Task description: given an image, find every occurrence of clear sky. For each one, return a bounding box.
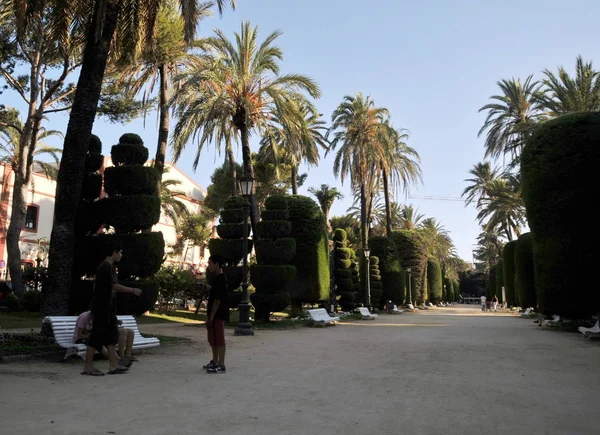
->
[4,0,599,261]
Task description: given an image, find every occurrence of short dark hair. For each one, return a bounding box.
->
[208,254,224,268]
[102,240,122,257]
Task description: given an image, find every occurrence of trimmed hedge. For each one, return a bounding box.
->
[502,241,518,306]
[250,265,296,293]
[119,133,144,145]
[333,228,347,242]
[392,230,427,304]
[521,112,600,317]
[208,238,253,265]
[104,166,159,196]
[487,265,497,300]
[261,210,289,221]
[427,259,443,303]
[335,258,352,269]
[264,194,288,210]
[85,152,104,173]
[111,144,149,166]
[369,256,383,308]
[335,248,352,260]
[249,293,291,315]
[216,223,248,239]
[82,173,102,201]
[94,195,161,232]
[515,233,536,309]
[444,278,454,302]
[220,209,246,224]
[22,290,42,312]
[334,228,358,311]
[256,221,291,239]
[89,134,102,153]
[223,196,247,210]
[287,195,330,303]
[117,279,159,315]
[495,259,504,304]
[255,238,296,264]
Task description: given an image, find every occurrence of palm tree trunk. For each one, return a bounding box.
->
[360,183,368,306]
[291,165,299,195]
[44,0,121,315]
[382,164,393,239]
[154,63,169,181]
[238,119,259,241]
[226,142,237,197]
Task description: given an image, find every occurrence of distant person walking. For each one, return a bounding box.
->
[480,295,487,311]
[492,295,499,311]
[203,255,228,374]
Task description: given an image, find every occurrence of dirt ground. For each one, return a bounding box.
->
[1,305,600,435]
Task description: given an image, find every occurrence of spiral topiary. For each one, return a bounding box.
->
[333,229,358,311]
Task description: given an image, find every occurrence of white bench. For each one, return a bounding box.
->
[520,308,534,317]
[306,309,340,327]
[392,305,403,314]
[540,315,561,327]
[578,320,600,340]
[43,315,160,360]
[358,307,378,320]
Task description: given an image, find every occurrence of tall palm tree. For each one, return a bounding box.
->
[328,93,388,253]
[419,218,457,265]
[475,227,505,272]
[44,0,235,315]
[538,55,600,115]
[377,121,422,237]
[462,161,500,208]
[171,21,321,233]
[159,170,189,223]
[478,76,546,166]
[260,100,328,194]
[308,184,343,233]
[399,204,424,230]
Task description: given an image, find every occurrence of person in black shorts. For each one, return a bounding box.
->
[81,241,142,376]
[204,255,228,373]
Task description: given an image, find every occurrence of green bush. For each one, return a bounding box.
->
[368,256,383,307]
[256,221,291,239]
[250,293,291,315]
[255,238,296,264]
[116,279,159,315]
[4,293,21,311]
[94,195,161,232]
[208,238,253,265]
[495,259,504,303]
[335,258,352,269]
[22,290,42,312]
[369,237,404,305]
[427,259,443,303]
[515,233,536,309]
[111,144,149,166]
[89,134,102,153]
[444,278,454,301]
[264,194,288,210]
[216,223,248,239]
[502,241,518,306]
[334,248,353,260]
[104,166,159,196]
[223,196,247,210]
[487,265,497,300]
[521,112,600,317]
[119,133,144,145]
[333,228,347,242]
[85,152,104,173]
[392,230,427,304]
[250,265,296,293]
[261,210,289,221]
[335,269,351,279]
[287,195,330,303]
[220,209,246,224]
[82,173,103,201]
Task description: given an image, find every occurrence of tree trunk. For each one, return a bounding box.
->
[291,165,299,195]
[238,118,260,241]
[360,183,369,306]
[43,0,121,315]
[382,164,393,239]
[154,64,169,181]
[226,143,237,197]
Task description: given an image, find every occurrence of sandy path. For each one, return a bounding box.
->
[1,305,599,435]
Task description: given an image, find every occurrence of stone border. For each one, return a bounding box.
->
[0,350,64,363]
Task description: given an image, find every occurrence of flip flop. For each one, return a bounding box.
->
[81,369,105,376]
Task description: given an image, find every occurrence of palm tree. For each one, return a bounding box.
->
[538,55,600,115]
[399,204,424,230]
[308,184,343,233]
[260,100,328,194]
[462,161,500,208]
[44,0,235,315]
[377,121,422,237]
[171,21,321,233]
[475,227,505,272]
[478,76,546,166]
[160,175,189,224]
[419,218,457,265]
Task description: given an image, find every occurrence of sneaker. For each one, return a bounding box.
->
[207,364,226,373]
[202,360,217,370]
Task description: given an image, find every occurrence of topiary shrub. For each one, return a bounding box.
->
[427,259,443,303]
[94,195,161,232]
[333,228,358,311]
[111,133,148,166]
[22,290,42,312]
[521,112,600,317]
[515,232,536,309]
[251,196,295,320]
[444,278,454,302]
[116,279,159,315]
[487,265,497,301]
[82,173,103,201]
[256,221,291,239]
[216,223,249,239]
[369,237,404,307]
[495,259,504,304]
[103,166,159,196]
[369,256,383,308]
[392,230,427,304]
[502,241,518,306]
[4,293,21,311]
[287,195,330,310]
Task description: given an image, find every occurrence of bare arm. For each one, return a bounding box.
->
[76,327,89,340]
[112,283,142,296]
[210,300,220,321]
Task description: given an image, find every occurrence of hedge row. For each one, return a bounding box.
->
[369,236,404,306]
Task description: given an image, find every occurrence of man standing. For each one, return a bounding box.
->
[480,294,487,311]
[204,255,228,374]
[81,241,142,376]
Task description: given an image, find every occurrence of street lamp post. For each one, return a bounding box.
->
[443,284,447,302]
[363,247,371,309]
[234,175,254,336]
[406,267,412,305]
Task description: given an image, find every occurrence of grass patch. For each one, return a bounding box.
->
[0,312,43,330]
[0,332,61,356]
[143,333,192,345]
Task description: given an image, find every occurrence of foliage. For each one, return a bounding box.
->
[514,233,536,309]
[111,144,149,166]
[104,166,159,196]
[521,112,600,317]
[444,278,454,301]
[94,195,161,233]
[487,265,497,301]
[502,241,518,305]
[330,215,361,250]
[308,184,343,230]
[160,174,189,223]
[154,265,197,311]
[3,293,21,311]
[459,270,487,297]
[172,212,212,259]
[117,280,159,316]
[369,236,404,306]
[369,256,383,308]
[427,259,443,303]
[21,290,42,312]
[334,227,359,311]
[495,259,504,303]
[392,230,427,304]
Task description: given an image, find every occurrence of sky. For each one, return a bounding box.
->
[4,0,600,262]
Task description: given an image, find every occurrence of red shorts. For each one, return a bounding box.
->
[206,319,225,347]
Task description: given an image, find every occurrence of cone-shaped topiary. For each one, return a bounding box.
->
[368,256,383,308]
[369,236,404,307]
[502,241,517,306]
[495,259,504,304]
[445,278,454,301]
[487,265,497,301]
[392,230,427,304]
[251,195,295,320]
[521,112,600,317]
[333,229,359,311]
[427,259,443,303]
[515,232,536,309]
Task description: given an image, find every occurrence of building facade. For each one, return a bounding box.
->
[0,160,213,279]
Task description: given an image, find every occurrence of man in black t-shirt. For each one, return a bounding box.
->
[81,241,142,376]
[204,255,228,373]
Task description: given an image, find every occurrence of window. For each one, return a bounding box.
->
[25,205,39,231]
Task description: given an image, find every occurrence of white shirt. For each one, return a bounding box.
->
[480,296,486,304]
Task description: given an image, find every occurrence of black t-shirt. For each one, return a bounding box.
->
[207,273,228,320]
[91,260,118,325]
